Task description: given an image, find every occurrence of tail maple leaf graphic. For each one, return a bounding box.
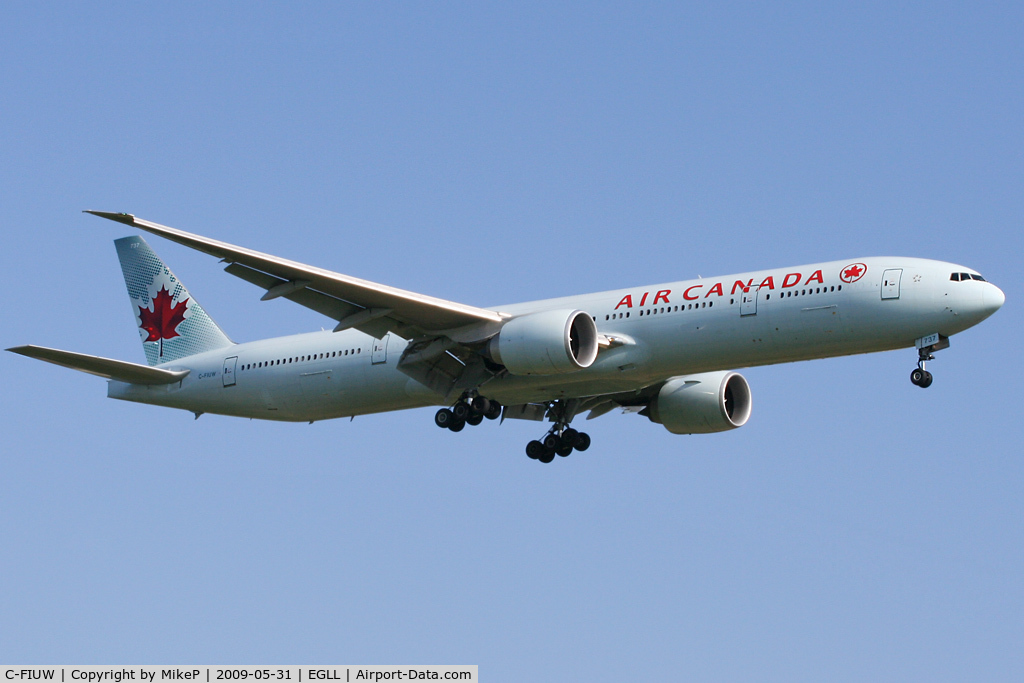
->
[139,286,189,357]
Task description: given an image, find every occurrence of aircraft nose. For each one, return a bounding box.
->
[983,283,1005,315]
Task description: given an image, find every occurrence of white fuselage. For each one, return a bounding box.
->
[108,256,1004,421]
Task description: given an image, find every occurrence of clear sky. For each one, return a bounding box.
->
[1,2,1021,679]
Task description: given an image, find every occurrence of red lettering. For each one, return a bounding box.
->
[614,294,633,309]
[758,276,775,290]
[639,292,649,306]
[705,282,723,298]
[782,273,801,288]
[652,290,671,305]
[805,270,824,285]
[731,279,753,294]
[683,285,703,300]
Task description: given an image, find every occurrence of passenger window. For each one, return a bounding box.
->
[838,285,842,291]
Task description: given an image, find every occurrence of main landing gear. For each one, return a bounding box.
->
[525,426,591,464]
[524,399,590,464]
[434,395,502,433]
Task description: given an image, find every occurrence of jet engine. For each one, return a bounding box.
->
[488,309,599,375]
[642,371,752,434]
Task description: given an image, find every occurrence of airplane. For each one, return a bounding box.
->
[8,211,1005,463]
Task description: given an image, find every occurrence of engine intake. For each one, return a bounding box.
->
[644,371,752,434]
[488,309,598,375]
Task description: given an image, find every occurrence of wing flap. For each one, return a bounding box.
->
[8,345,191,385]
[86,211,505,334]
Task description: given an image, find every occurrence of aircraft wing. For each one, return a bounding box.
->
[7,345,190,385]
[85,211,506,339]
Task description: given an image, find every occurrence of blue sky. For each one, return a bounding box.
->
[1,2,1021,679]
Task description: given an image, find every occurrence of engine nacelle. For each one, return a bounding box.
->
[643,371,752,434]
[488,309,599,375]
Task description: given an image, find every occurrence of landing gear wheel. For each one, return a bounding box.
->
[448,419,466,432]
[484,401,502,420]
[471,396,490,414]
[920,370,933,388]
[538,448,556,464]
[466,414,484,426]
[910,368,925,386]
[543,433,560,450]
[526,440,545,460]
[562,428,579,443]
[556,444,573,457]
[574,432,591,452]
[434,408,454,429]
[452,402,471,420]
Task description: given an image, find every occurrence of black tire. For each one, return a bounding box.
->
[471,396,490,414]
[526,440,545,459]
[562,428,579,444]
[448,419,466,432]
[539,448,556,464]
[574,432,591,452]
[910,368,924,386]
[556,445,573,457]
[467,414,484,426]
[543,433,560,450]
[453,402,471,420]
[485,401,502,420]
[434,408,454,428]
[920,370,933,388]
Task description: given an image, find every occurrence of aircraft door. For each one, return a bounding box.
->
[740,286,759,316]
[371,334,390,365]
[881,269,903,300]
[222,356,237,386]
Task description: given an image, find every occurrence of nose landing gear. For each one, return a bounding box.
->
[910,333,949,388]
[910,366,933,388]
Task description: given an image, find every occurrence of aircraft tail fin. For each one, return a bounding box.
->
[115,236,232,365]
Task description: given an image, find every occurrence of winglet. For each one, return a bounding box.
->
[84,210,137,226]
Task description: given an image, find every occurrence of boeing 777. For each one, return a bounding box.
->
[8,211,1005,463]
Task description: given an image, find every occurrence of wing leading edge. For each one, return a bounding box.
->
[84,211,506,339]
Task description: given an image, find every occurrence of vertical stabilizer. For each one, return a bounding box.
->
[115,236,232,366]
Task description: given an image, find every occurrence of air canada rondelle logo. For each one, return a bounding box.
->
[840,263,868,283]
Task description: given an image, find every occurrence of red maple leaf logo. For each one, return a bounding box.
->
[840,263,867,283]
[139,286,188,357]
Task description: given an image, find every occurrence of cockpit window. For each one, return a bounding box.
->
[970,274,986,281]
[952,272,988,282]
[950,273,960,281]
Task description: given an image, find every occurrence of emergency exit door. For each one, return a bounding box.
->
[741,286,759,316]
[881,269,903,300]
[222,356,237,386]
[371,334,390,364]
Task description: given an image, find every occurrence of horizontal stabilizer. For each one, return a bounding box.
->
[7,345,190,385]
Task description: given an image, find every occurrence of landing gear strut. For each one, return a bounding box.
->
[434,393,502,433]
[910,333,948,388]
[525,400,591,463]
